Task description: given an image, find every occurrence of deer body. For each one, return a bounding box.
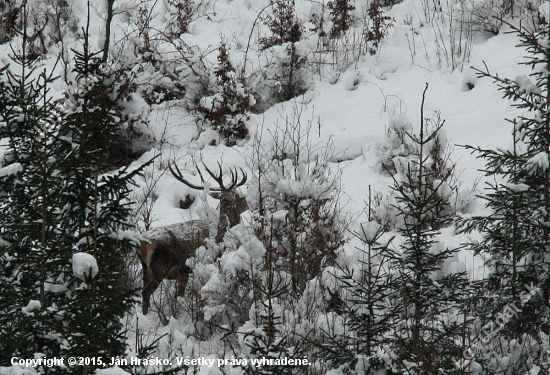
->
[138,221,209,315]
[138,163,247,314]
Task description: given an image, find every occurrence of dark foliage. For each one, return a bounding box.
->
[364,1,394,55]
[196,41,253,146]
[327,0,355,38]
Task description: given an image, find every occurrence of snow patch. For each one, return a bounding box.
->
[109,230,147,246]
[527,152,549,171]
[515,75,540,95]
[434,180,453,200]
[272,209,288,221]
[21,300,41,316]
[276,178,331,198]
[505,182,529,192]
[0,366,37,375]
[539,2,550,22]
[95,366,131,375]
[0,163,22,178]
[358,220,381,242]
[72,252,99,281]
[220,236,266,275]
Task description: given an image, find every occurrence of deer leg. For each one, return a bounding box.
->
[142,268,164,315]
[176,265,191,297]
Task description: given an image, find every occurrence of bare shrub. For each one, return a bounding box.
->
[432,0,474,71]
[363,1,394,55]
[248,104,347,294]
[327,0,355,38]
[164,0,198,37]
[464,0,543,36]
[259,0,302,50]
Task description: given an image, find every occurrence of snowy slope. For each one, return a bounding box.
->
[122,0,530,359]
[132,0,530,282]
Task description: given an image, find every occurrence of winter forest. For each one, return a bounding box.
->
[0,0,550,373]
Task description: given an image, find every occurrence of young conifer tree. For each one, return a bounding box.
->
[241,227,301,375]
[0,15,150,372]
[50,27,150,372]
[389,84,469,374]
[456,20,550,372]
[319,192,399,374]
[0,41,63,363]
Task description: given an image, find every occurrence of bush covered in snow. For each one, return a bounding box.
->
[196,41,255,146]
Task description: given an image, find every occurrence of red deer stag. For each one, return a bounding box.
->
[137,163,247,314]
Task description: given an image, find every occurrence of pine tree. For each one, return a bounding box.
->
[377,113,458,229]
[457,127,537,334]
[0,20,150,373]
[49,30,149,372]
[0,34,66,363]
[319,193,399,374]
[456,20,550,370]
[242,219,306,375]
[389,84,469,374]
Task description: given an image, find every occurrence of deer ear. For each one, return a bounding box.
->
[209,192,221,200]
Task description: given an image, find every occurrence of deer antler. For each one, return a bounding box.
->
[169,162,247,192]
[169,163,207,191]
[202,162,247,191]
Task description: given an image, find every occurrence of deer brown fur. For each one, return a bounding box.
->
[137,163,247,314]
[138,221,209,314]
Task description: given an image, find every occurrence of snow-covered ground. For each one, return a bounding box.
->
[131,0,531,283]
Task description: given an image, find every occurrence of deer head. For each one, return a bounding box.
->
[169,162,248,243]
